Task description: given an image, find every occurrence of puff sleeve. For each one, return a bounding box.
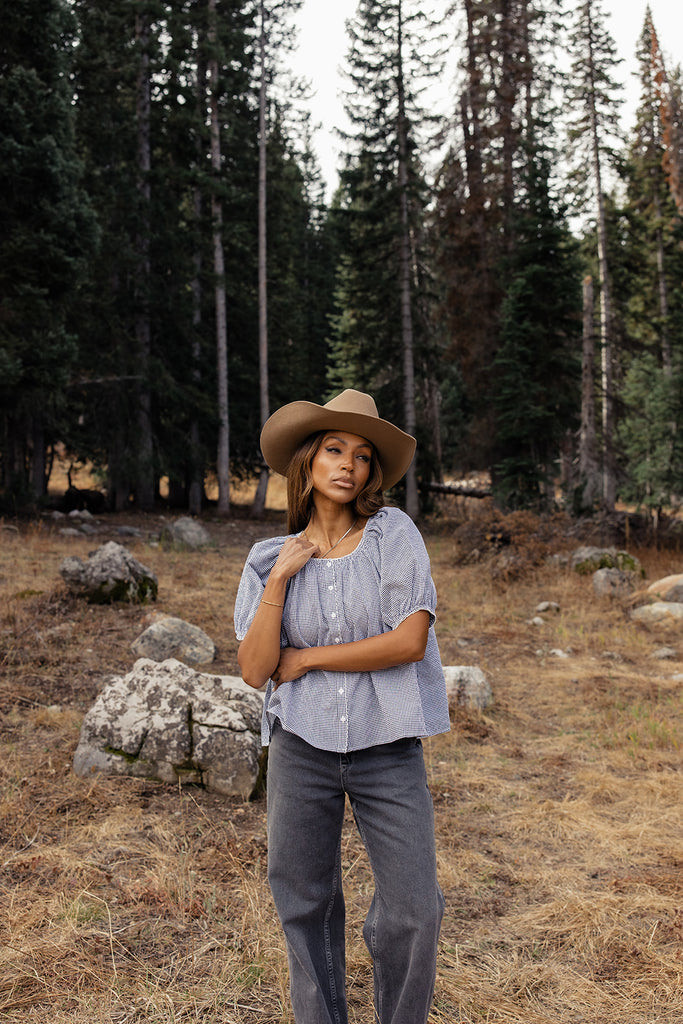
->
[233,536,287,642]
[374,508,437,630]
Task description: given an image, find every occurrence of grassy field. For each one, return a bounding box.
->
[1,498,681,1023]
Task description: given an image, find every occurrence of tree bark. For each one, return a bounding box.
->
[578,275,601,509]
[252,0,270,519]
[189,54,208,516]
[586,2,615,509]
[396,1,418,520]
[30,416,46,500]
[208,0,230,516]
[134,11,155,510]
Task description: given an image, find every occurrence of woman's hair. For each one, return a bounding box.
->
[286,431,385,534]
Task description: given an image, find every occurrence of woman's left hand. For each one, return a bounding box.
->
[272,647,310,688]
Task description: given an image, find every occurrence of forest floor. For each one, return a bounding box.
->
[1,495,682,1023]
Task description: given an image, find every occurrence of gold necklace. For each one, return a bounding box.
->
[304,518,357,558]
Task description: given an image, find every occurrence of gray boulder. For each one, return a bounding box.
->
[647,573,683,603]
[161,516,211,549]
[131,616,216,666]
[571,546,642,576]
[73,659,264,798]
[443,666,493,710]
[592,567,639,598]
[60,541,158,603]
[631,602,683,627]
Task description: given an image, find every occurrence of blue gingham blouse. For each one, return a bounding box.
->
[234,506,450,753]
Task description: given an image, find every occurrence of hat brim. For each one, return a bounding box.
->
[260,401,416,489]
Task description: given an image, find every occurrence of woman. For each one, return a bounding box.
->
[234,389,450,1024]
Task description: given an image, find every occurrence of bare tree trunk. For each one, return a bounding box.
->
[252,0,270,519]
[208,0,230,516]
[396,2,418,520]
[586,3,615,509]
[189,184,204,515]
[596,188,615,510]
[30,416,46,500]
[654,201,671,374]
[578,275,601,509]
[134,12,155,510]
[188,54,208,516]
[424,377,443,482]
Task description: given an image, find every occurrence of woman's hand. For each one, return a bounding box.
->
[272,646,311,688]
[271,534,319,582]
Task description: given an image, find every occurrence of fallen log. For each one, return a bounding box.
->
[420,481,491,499]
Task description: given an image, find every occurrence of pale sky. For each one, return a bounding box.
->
[293,0,683,198]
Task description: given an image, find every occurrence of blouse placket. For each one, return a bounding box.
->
[324,558,350,751]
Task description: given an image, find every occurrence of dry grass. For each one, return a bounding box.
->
[1,498,682,1023]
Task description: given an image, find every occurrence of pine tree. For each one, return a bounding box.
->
[0,0,97,506]
[251,0,303,518]
[330,0,443,518]
[615,9,683,513]
[434,0,565,472]
[70,0,158,509]
[71,0,259,510]
[566,0,624,509]
[491,151,581,509]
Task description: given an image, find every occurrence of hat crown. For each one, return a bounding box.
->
[324,389,379,420]
[259,388,416,488]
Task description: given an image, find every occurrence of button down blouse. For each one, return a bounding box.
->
[234,506,450,753]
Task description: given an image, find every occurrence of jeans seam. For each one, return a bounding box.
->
[323,846,343,1024]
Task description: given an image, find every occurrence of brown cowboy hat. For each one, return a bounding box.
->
[260,389,416,489]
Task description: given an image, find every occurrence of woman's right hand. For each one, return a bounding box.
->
[271,534,319,581]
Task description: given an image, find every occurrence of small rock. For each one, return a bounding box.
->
[528,616,545,627]
[546,553,569,568]
[652,647,677,660]
[443,666,493,710]
[131,616,217,666]
[592,568,638,598]
[549,649,570,659]
[647,574,683,603]
[572,546,642,576]
[536,601,560,614]
[60,541,158,604]
[631,602,683,627]
[161,516,211,549]
[116,525,143,538]
[59,528,83,538]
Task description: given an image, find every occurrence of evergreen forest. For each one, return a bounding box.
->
[2,0,682,520]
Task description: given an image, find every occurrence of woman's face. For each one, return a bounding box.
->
[310,430,373,505]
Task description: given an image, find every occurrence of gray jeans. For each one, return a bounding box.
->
[266,722,445,1024]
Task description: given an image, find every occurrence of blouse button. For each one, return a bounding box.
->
[326,560,332,567]
[331,612,336,619]
[328,584,334,591]
[335,637,342,644]
[340,715,346,722]
[338,687,344,695]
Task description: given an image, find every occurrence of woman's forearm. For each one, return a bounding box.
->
[237,575,288,688]
[237,535,321,688]
[275,610,430,685]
